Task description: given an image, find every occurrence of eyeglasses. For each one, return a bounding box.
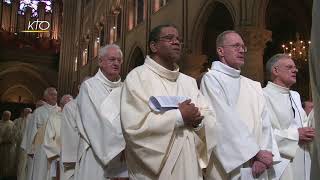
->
[157,35,183,44]
[222,43,247,52]
[275,65,298,72]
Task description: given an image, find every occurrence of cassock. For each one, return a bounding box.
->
[0,120,17,177]
[21,113,36,180]
[61,99,80,180]
[43,111,63,180]
[121,56,216,180]
[31,103,60,180]
[76,69,127,180]
[264,82,311,180]
[200,61,275,180]
[14,116,28,180]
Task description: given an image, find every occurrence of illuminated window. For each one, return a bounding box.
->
[18,0,52,17]
[4,0,12,4]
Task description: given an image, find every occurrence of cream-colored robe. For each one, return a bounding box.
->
[61,99,80,180]
[200,61,275,180]
[0,120,17,177]
[307,110,320,180]
[75,69,126,180]
[263,82,311,180]
[43,111,63,180]
[31,103,61,180]
[14,116,28,180]
[121,56,216,180]
[21,113,36,180]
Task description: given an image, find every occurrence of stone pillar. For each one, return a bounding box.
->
[24,6,32,39]
[58,1,80,95]
[236,27,271,83]
[37,2,46,38]
[0,0,3,26]
[10,0,19,33]
[51,1,60,40]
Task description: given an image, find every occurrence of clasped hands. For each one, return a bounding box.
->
[251,150,273,178]
[178,99,203,128]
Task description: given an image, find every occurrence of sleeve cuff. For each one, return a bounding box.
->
[175,109,184,128]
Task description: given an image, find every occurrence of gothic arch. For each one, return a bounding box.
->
[1,84,35,103]
[191,0,236,55]
[0,63,50,103]
[125,44,145,75]
[0,63,50,88]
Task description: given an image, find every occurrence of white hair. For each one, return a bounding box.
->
[43,87,57,97]
[98,44,123,59]
[60,94,73,107]
[266,53,291,80]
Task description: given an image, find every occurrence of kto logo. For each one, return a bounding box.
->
[21,19,50,33]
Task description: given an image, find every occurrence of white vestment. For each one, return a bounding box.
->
[200,61,277,180]
[121,56,216,180]
[21,113,36,180]
[307,110,320,180]
[61,99,80,180]
[43,111,63,180]
[0,120,17,177]
[15,116,28,180]
[75,69,127,180]
[264,82,312,180]
[31,103,60,180]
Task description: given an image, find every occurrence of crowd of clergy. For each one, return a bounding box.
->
[0,24,318,180]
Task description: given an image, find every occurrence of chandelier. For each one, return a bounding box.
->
[281,33,311,62]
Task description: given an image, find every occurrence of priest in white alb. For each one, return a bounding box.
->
[76,44,127,180]
[15,108,32,180]
[43,94,73,180]
[21,100,46,180]
[31,88,61,180]
[0,110,17,179]
[200,30,278,180]
[121,24,216,180]
[60,76,90,180]
[263,54,315,180]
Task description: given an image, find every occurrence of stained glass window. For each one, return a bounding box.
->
[18,0,52,17]
[4,0,12,4]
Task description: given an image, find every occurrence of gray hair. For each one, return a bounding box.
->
[98,44,123,59]
[216,30,239,47]
[43,87,57,97]
[60,94,73,107]
[266,53,291,80]
[2,110,11,120]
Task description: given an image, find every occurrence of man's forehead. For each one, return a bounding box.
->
[104,49,121,58]
[278,57,295,65]
[224,33,243,42]
[160,27,178,35]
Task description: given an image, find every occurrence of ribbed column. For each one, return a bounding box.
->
[9,0,19,33]
[58,1,79,95]
[37,2,46,38]
[51,1,60,40]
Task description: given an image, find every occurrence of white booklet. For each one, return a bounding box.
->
[148,96,189,112]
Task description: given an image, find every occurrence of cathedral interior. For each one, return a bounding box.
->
[0,0,313,118]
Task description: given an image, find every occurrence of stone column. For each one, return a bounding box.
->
[24,6,32,39]
[51,1,60,40]
[10,0,19,33]
[58,1,80,95]
[236,26,272,83]
[37,1,46,38]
